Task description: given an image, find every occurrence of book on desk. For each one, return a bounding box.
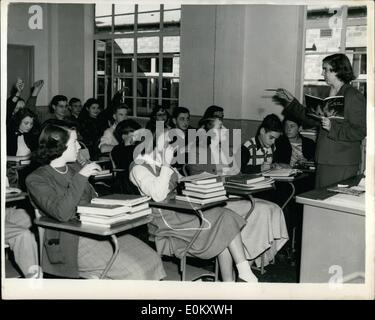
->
[78,194,151,227]
[178,173,228,204]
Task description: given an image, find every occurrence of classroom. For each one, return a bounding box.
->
[2,0,372,292]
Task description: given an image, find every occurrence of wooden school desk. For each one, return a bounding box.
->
[34,215,152,279]
[296,175,365,283]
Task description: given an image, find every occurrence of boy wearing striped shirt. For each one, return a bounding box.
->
[240,114,283,174]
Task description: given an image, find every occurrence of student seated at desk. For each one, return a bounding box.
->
[5,176,41,278]
[129,133,259,282]
[274,117,316,168]
[98,104,129,154]
[240,114,283,174]
[78,98,109,160]
[145,105,172,134]
[26,124,166,280]
[7,78,44,125]
[186,116,288,267]
[111,119,143,195]
[65,97,82,123]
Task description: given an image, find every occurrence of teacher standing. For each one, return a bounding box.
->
[275,53,366,188]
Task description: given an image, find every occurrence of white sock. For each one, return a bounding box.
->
[236,260,258,283]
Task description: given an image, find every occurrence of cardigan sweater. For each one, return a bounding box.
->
[26,163,96,278]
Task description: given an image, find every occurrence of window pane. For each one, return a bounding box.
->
[346,25,367,49]
[97,77,105,95]
[306,5,341,21]
[138,12,160,33]
[95,4,112,17]
[115,57,133,74]
[163,36,180,53]
[114,38,134,55]
[163,10,181,30]
[137,37,159,54]
[346,53,367,78]
[156,58,171,73]
[114,14,134,34]
[138,4,161,13]
[137,58,152,73]
[95,16,112,34]
[136,99,157,117]
[114,4,135,15]
[305,28,341,53]
[114,77,133,96]
[304,54,327,81]
[347,6,367,19]
[137,78,158,98]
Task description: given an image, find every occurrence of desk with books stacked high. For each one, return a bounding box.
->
[34,194,152,279]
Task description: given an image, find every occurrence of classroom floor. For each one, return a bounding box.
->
[4,243,298,282]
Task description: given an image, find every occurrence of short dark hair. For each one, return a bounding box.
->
[49,95,68,113]
[34,124,72,165]
[149,105,170,121]
[84,98,100,110]
[282,115,301,128]
[202,105,223,119]
[113,119,142,143]
[200,117,221,131]
[113,104,129,114]
[172,106,190,119]
[14,108,37,129]
[257,114,283,136]
[69,97,81,106]
[323,54,355,84]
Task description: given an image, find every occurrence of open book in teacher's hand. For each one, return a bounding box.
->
[304,94,344,120]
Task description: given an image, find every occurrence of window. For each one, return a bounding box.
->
[94,4,181,117]
[303,5,367,99]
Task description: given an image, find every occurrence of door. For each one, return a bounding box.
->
[7,44,34,99]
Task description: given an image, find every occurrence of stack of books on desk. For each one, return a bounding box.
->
[225,173,274,191]
[77,195,151,228]
[177,172,228,205]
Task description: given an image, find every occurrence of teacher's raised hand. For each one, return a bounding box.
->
[274,88,295,105]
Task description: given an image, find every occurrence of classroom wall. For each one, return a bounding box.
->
[7,3,94,110]
[179,4,305,140]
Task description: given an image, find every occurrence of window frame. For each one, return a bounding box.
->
[93,4,181,117]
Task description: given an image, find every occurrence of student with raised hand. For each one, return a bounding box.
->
[7,79,44,125]
[240,114,283,174]
[26,124,166,280]
[98,104,129,153]
[275,53,366,188]
[129,134,259,282]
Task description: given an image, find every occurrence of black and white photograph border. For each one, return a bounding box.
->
[1,0,374,300]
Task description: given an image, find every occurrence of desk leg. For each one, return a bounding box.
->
[100,235,119,279]
[281,182,295,210]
